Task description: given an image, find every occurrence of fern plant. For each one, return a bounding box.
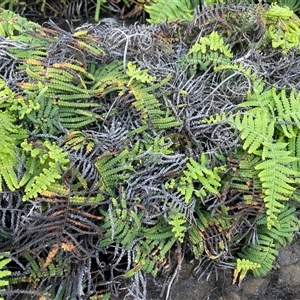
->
[262,3,300,54]
[0,8,45,45]
[2,4,300,298]
[7,251,71,299]
[19,140,70,201]
[181,31,233,74]
[95,149,133,197]
[0,254,11,300]
[99,189,177,278]
[208,61,300,229]
[145,0,195,24]
[233,204,299,284]
[168,211,187,243]
[264,0,300,13]
[165,154,225,204]
[0,79,28,191]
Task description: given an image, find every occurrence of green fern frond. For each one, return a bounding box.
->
[234,108,275,155]
[52,62,94,81]
[235,204,299,284]
[269,0,300,12]
[126,62,156,85]
[168,154,225,203]
[255,142,299,228]
[195,209,231,232]
[257,204,299,246]
[75,38,106,57]
[263,3,300,53]
[187,226,204,259]
[99,195,177,278]
[233,258,261,286]
[145,0,194,24]
[181,31,233,74]
[50,281,68,300]
[0,9,47,47]
[0,111,28,191]
[48,81,89,95]
[271,88,300,138]
[64,130,96,152]
[95,150,133,197]
[9,252,70,294]
[188,31,233,58]
[100,191,143,250]
[202,112,229,124]
[168,211,187,243]
[159,236,177,257]
[22,86,61,134]
[90,60,127,92]
[0,78,16,110]
[151,116,183,130]
[45,67,75,82]
[288,132,300,178]
[40,182,69,198]
[9,48,47,60]
[230,154,262,191]
[238,234,278,276]
[0,253,11,296]
[20,60,103,131]
[20,140,70,201]
[240,85,273,109]
[129,73,180,129]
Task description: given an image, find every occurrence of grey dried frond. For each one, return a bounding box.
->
[0,39,28,88]
[0,191,23,241]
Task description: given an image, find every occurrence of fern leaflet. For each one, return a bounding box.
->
[234,108,275,155]
[145,0,194,24]
[19,140,70,201]
[255,141,299,228]
[168,211,187,243]
[271,88,300,138]
[166,154,225,203]
[0,253,11,295]
[0,111,28,191]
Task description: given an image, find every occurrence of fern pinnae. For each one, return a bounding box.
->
[115,223,130,241]
[0,112,28,191]
[54,99,95,110]
[141,259,157,276]
[0,253,11,293]
[45,101,59,119]
[255,142,299,228]
[60,119,94,129]
[59,115,95,124]
[235,108,275,155]
[145,0,194,23]
[76,40,106,57]
[9,48,47,60]
[146,230,174,241]
[57,93,93,102]
[25,65,45,81]
[17,82,40,92]
[52,62,92,78]
[240,85,273,109]
[48,81,89,95]
[159,236,177,257]
[90,60,127,90]
[273,88,300,138]
[288,133,300,180]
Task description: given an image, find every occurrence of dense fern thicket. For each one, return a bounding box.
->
[4,0,300,24]
[1,2,300,299]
